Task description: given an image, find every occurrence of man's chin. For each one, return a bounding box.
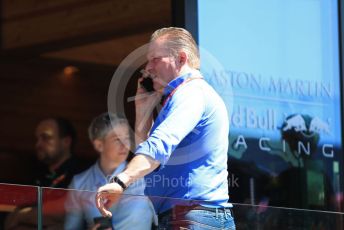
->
[39,157,51,165]
[37,154,54,165]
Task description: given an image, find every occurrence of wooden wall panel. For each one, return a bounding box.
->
[42,31,152,66]
[0,58,135,161]
[3,0,89,18]
[2,0,171,49]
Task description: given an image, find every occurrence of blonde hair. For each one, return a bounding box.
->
[151,27,200,69]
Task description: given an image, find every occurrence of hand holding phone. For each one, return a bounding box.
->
[140,69,155,92]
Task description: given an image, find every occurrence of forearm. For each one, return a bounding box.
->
[117,154,160,186]
[134,90,161,146]
[134,111,153,146]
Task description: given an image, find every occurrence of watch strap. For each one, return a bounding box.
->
[110,176,128,190]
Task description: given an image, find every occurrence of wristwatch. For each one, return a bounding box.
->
[110,176,128,191]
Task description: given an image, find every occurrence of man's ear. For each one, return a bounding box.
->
[178,51,187,67]
[92,139,103,153]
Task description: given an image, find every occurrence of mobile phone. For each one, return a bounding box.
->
[140,77,154,92]
[93,216,113,230]
[140,69,155,92]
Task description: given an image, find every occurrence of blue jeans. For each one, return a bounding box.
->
[157,206,236,230]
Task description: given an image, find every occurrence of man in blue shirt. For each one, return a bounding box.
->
[96,27,235,229]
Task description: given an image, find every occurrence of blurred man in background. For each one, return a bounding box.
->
[5,117,84,230]
[34,117,82,188]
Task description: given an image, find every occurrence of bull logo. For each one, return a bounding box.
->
[282,115,330,135]
[282,114,307,132]
[281,114,329,157]
[309,117,331,135]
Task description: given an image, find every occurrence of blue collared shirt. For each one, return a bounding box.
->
[135,70,231,213]
[64,161,156,230]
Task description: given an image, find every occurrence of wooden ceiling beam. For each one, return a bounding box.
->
[1,0,171,53]
[1,24,160,60]
[41,31,152,66]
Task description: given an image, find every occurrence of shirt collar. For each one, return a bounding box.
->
[94,160,127,182]
[162,70,201,97]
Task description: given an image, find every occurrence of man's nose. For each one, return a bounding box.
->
[119,139,130,150]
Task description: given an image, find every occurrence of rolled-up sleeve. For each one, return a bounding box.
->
[135,84,204,167]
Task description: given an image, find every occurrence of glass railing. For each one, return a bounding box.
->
[232,202,344,230]
[0,183,343,229]
[0,183,39,229]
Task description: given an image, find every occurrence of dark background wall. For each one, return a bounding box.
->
[0,59,114,183]
[0,0,172,184]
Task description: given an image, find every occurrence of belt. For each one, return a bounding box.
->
[159,205,233,219]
